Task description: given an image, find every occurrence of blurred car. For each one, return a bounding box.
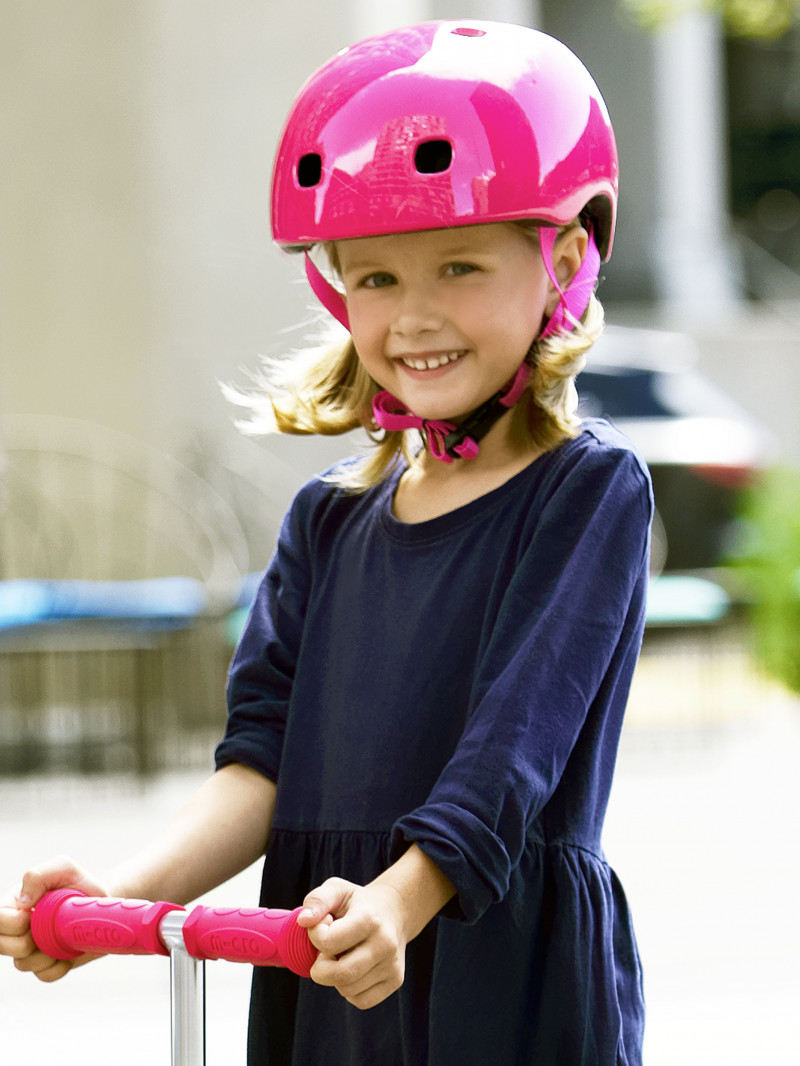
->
[576,325,776,575]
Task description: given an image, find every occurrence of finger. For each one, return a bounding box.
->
[298,877,356,927]
[0,928,36,960]
[0,883,23,910]
[0,905,31,938]
[12,950,70,980]
[312,949,403,1008]
[305,915,349,954]
[309,902,396,959]
[310,937,394,988]
[344,976,403,1011]
[309,949,350,987]
[17,857,101,910]
[15,953,73,983]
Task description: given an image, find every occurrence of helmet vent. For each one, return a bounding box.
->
[297,153,323,188]
[414,139,452,175]
[452,27,486,37]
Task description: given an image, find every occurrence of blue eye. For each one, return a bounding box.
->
[364,272,396,288]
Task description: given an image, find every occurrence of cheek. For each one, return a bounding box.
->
[475,289,548,349]
[517,273,553,336]
[350,330,382,377]
[347,316,391,386]
[345,303,380,355]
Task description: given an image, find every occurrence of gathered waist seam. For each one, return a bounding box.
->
[268,826,606,862]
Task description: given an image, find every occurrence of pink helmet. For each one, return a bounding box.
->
[271,20,618,259]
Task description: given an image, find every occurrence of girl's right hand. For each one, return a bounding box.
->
[0,856,108,982]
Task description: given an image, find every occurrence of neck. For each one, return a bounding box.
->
[393,409,543,523]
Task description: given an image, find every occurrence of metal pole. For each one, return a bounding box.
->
[160,911,206,1066]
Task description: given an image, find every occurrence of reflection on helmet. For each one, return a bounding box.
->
[270,20,618,259]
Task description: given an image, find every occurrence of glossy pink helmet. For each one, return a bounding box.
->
[271,20,618,262]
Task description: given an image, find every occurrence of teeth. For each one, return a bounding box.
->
[402,351,462,370]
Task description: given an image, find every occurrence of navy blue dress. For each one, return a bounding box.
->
[216,419,652,1065]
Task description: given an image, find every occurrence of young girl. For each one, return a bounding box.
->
[0,20,651,1065]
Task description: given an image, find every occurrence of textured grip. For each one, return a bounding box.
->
[31,890,183,960]
[181,905,318,977]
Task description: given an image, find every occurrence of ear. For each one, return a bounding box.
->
[544,226,589,316]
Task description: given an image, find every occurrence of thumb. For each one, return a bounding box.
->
[17,857,106,911]
[297,877,355,928]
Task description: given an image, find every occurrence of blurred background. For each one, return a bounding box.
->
[1,1,799,1063]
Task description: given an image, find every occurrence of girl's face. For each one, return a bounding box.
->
[335,223,559,424]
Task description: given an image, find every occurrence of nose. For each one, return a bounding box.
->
[390,283,444,338]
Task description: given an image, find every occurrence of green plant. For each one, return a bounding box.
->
[621,0,800,39]
[730,465,800,692]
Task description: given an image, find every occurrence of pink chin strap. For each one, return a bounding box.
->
[372,363,530,464]
[305,253,350,329]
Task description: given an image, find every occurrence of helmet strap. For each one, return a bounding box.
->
[304,251,350,329]
[538,227,601,339]
[372,363,531,464]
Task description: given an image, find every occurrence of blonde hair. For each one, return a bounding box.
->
[226,225,605,492]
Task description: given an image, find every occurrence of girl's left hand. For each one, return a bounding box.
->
[298,877,408,1010]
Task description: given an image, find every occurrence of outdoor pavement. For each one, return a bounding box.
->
[1,638,798,1065]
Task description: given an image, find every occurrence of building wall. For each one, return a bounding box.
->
[1,2,363,459]
[541,0,660,304]
[1,5,158,440]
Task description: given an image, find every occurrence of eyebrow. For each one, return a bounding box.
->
[339,243,491,273]
[437,244,485,256]
[338,258,385,274]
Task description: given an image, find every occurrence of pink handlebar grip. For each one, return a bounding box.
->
[31,890,184,961]
[181,905,318,977]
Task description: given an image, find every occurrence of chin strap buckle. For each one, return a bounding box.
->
[372,364,531,464]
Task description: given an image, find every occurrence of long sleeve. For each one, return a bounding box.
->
[215,484,317,781]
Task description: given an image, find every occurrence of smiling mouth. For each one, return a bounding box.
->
[399,351,465,371]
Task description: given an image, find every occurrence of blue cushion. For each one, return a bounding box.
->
[0,577,207,632]
[646,575,730,626]
[0,580,54,629]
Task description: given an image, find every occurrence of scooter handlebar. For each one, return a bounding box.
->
[30,889,182,960]
[182,905,318,977]
[30,891,318,977]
